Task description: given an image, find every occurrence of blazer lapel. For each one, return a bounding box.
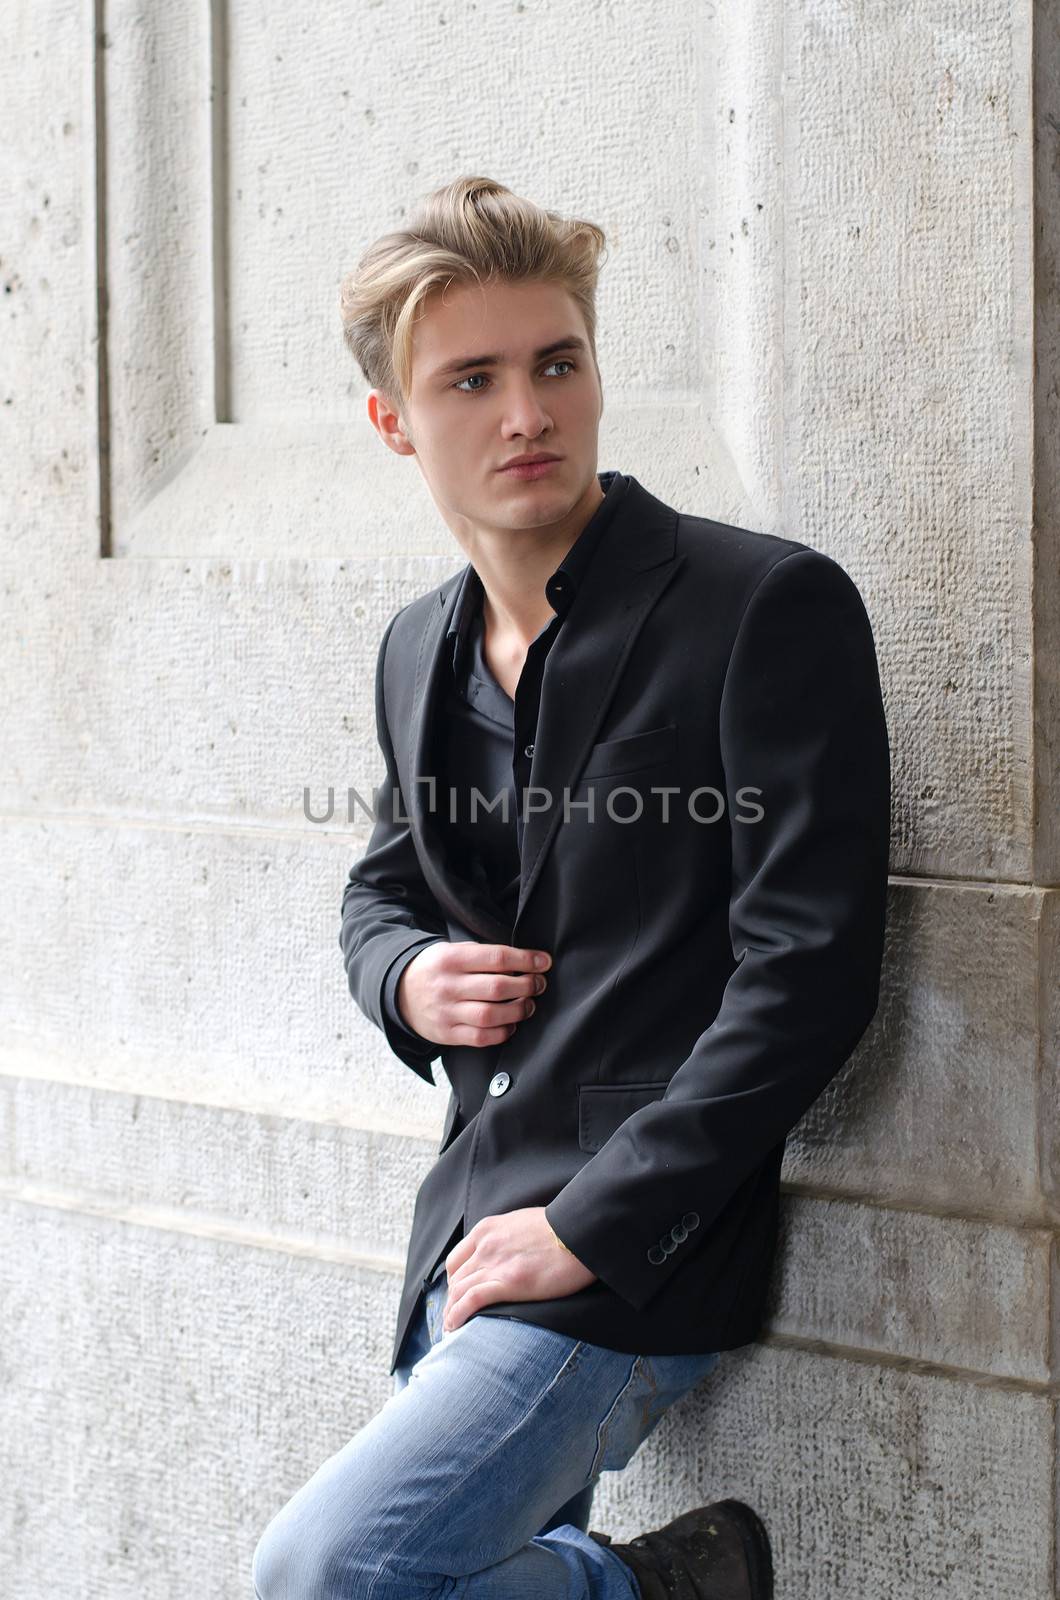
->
[514,480,685,927]
[404,474,687,940]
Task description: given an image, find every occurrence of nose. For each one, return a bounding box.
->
[499,377,553,437]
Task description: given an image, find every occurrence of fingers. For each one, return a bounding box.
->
[431,945,552,1048]
[443,1276,506,1332]
[444,990,538,1046]
[453,992,536,1031]
[445,944,552,974]
[451,968,549,1004]
[445,1017,523,1047]
[442,946,550,1002]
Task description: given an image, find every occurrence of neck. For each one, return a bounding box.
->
[468,473,605,650]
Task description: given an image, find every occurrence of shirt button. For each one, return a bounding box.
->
[524,742,535,759]
[488,1071,511,1097]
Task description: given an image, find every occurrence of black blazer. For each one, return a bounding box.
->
[340,473,891,1376]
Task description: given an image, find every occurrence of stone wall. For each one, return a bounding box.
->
[1,2,1056,1595]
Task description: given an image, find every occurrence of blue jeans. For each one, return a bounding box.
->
[253,1269,722,1598]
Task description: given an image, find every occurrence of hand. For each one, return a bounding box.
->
[397,942,552,1048]
[441,1206,598,1332]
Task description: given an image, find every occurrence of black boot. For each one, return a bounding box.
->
[588,1498,773,1600]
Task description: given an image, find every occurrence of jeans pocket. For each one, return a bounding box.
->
[424,1276,448,1345]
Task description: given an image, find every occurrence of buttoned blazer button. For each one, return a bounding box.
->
[647,1244,667,1265]
[682,1211,700,1230]
[488,1072,511,1097]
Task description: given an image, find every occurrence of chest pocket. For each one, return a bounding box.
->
[580,722,677,781]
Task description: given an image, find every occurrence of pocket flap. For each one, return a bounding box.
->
[577,1081,671,1153]
[580,722,677,780]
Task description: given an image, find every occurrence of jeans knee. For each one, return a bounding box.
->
[253,1509,327,1600]
[251,1516,286,1599]
[253,1511,400,1600]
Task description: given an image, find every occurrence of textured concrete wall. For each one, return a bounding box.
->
[1,1,1057,1596]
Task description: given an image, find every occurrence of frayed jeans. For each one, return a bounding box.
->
[252,1266,721,1598]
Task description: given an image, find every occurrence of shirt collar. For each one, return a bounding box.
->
[446,469,628,678]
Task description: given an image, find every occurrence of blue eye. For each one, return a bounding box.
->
[453,358,576,396]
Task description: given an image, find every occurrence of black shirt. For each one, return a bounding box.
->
[378,469,630,1061]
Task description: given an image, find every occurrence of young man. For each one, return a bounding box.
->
[253,177,891,1600]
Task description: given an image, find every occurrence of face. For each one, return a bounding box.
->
[367,277,605,544]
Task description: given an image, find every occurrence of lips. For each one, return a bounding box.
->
[499,454,561,469]
[498,458,562,481]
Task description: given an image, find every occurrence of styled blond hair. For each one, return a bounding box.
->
[339,175,608,412]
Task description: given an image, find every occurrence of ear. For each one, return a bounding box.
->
[367,389,416,457]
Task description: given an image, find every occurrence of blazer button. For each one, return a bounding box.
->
[488,1071,511,1097]
[682,1211,700,1230]
[647,1244,667,1265]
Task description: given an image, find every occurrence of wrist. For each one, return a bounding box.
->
[546,1218,573,1256]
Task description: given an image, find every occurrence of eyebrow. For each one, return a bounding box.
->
[430,335,589,383]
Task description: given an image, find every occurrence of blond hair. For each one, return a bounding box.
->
[339,175,608,412]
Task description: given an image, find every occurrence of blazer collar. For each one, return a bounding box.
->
[405,471,687,941]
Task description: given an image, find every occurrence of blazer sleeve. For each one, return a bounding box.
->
[544,547,892,1311]
[339,609,450,1083]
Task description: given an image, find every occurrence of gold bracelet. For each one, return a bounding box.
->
[547,1220,573,1255]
